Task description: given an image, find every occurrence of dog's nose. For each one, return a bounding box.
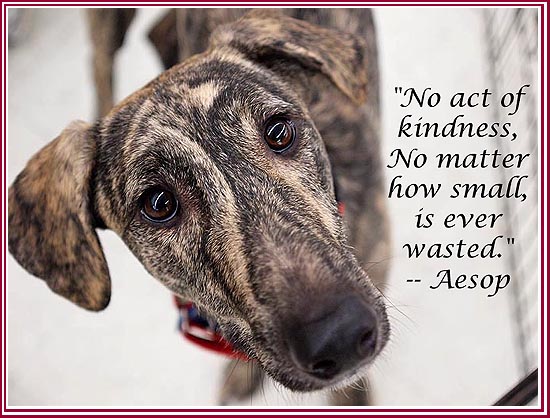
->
[286,295,378,380]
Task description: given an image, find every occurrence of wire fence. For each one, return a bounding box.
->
[483,7,539,386]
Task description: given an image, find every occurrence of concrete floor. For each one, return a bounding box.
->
[6,7,530,407]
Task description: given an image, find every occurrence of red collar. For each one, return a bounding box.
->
[174,200,345,360]
[174,297,250,361]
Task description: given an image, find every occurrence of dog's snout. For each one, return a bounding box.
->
[286,295,378,380]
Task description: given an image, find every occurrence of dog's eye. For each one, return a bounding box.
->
[264,117,296,152]
[140,188,179,223]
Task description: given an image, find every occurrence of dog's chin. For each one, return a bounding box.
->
[249,324,389,391]
[225,336,351,392]
[246,321,389,392]
[257,358,373,392]
[219,308,390,392]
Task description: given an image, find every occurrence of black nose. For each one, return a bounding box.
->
[286,295,378,380]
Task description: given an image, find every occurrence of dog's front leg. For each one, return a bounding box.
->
[219,360,265,405]
[329,378,370,405]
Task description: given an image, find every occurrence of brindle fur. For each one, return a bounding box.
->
[87,8,136,118]
[9,9,390,405]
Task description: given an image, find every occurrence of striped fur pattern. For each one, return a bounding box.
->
[9,9,390,396]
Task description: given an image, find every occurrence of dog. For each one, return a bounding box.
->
[8,8,391,405]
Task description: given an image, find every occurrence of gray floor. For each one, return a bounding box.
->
[7,8,532,406]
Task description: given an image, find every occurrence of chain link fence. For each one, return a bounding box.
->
[484,7,539,405]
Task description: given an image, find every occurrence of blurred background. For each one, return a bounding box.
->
[6,7,539,406]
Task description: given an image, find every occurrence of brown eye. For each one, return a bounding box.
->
[264,117,296,152]
[140,188,179,223]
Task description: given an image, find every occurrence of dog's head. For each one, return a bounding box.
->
[8,10,388,391]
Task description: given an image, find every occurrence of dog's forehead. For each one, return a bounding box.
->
[112,56,305,164]
[160,55,300,112]
[186,81,221,109]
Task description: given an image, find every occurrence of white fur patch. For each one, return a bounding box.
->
[188,81,220,109]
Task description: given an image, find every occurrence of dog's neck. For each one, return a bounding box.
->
[175,297,250,361]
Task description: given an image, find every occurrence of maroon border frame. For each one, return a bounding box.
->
[1,1,547,415]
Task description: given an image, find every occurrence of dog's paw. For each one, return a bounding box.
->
[218,360,264,405]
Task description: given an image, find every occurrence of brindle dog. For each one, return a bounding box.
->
[8,9,390,405]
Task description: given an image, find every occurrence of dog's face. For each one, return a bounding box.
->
[9,11,388,391]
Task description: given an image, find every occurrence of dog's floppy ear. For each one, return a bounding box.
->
[8,121,111,311]
[210,9,368,104]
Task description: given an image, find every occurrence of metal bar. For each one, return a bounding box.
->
[494,369,538,406]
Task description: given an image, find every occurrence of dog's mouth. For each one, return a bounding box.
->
[214,293,390,392]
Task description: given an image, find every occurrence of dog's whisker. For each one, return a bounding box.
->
[371,281,415,327]
[259,365,267,405]
[246,361,256,406]
[362,256,395,272]
[220,359,241,400]
[388,311,418,334]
